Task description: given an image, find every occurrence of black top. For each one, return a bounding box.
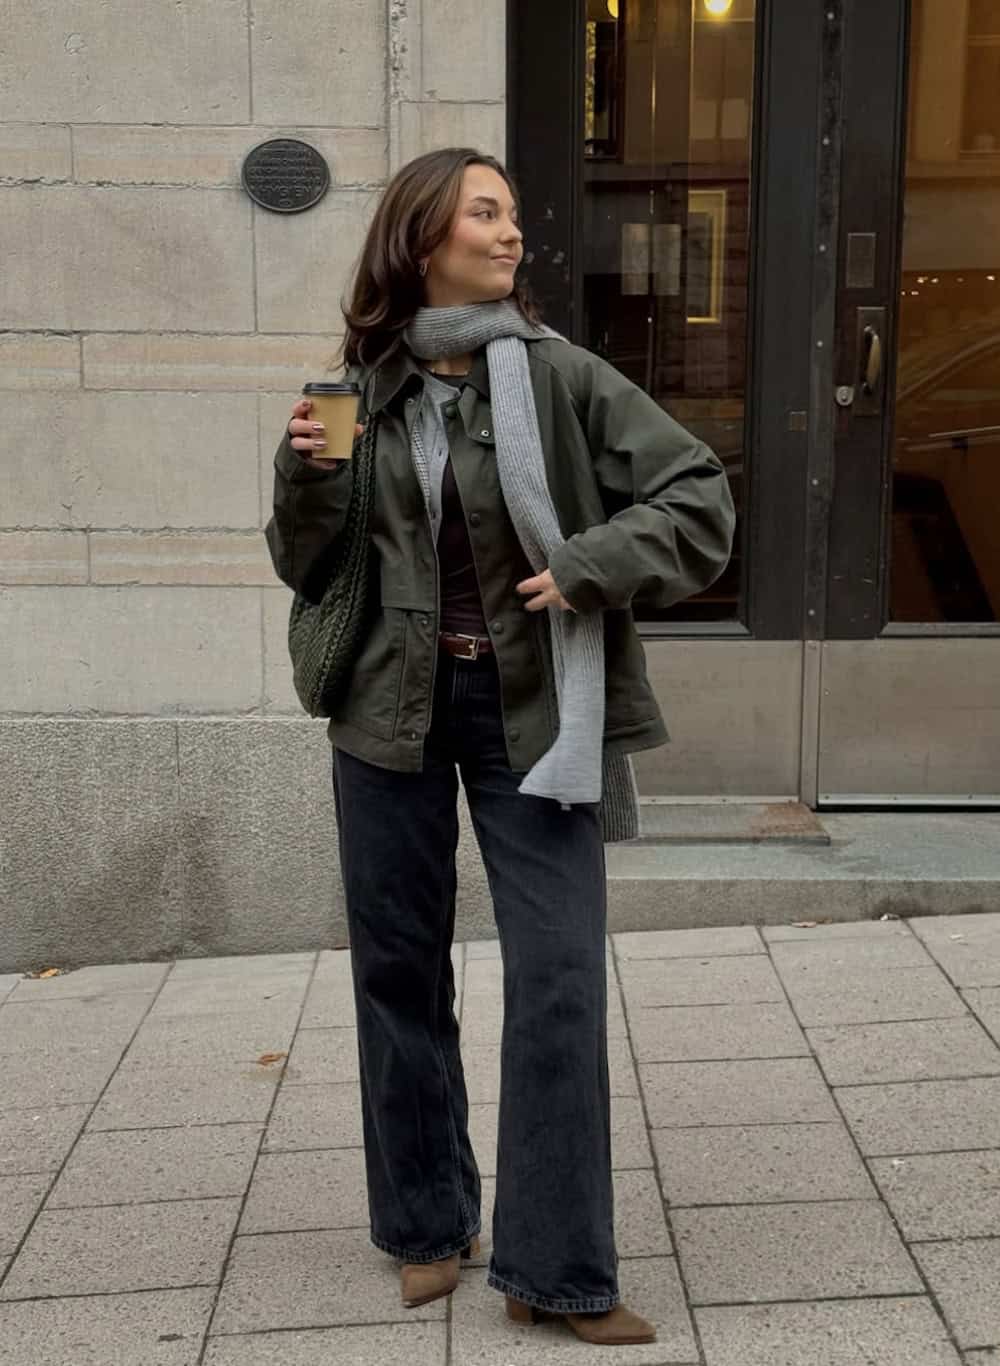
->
[427,371,488,637]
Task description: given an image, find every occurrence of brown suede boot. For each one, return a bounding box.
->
[400,1236,480,1308]
[505,1296,657,1345]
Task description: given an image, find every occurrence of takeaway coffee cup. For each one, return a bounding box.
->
[302,381,361,460]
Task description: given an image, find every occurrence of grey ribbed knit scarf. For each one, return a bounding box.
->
[404,300,639,843]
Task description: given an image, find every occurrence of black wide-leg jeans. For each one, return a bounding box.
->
[331,648,620,1313]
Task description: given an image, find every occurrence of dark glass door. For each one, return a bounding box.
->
[818,0,1000,802]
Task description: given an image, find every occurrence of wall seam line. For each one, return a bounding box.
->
[246,0,255,125]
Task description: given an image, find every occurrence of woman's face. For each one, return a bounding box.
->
[423,165,524,308]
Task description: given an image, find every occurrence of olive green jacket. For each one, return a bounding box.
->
[265,336,735,772]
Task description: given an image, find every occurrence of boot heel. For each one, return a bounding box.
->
[505,1296,538,1325]
[461,1236,481,1260]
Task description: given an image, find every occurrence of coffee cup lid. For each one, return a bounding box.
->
[302,381,360,395]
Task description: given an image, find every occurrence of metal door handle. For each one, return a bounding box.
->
[861,325,882,395]
[850,306,886,416]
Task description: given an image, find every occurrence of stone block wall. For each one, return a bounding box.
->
[0,0,505,971]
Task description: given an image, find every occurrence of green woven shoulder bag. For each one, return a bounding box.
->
[287,402,380,719]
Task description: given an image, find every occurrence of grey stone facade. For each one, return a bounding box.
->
[0,0,505,971]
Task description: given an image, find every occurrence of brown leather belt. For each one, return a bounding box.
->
[438,631,494,660]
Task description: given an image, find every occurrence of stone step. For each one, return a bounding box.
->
[637,799,830,845]
[604,810,1000,933]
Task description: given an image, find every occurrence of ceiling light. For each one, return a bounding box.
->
[607,0,619,16]
[704,0,734,14]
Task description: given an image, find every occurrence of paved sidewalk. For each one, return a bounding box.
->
[2,914,1000,1365]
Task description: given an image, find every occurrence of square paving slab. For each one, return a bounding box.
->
[203,1322,447,1366]
[777,966,967,1027]
[640,1057,838,1128]
[837,1077,1000,1154]
[262,1081,363,1152]
[0,1287,215,1366]
[6,963,170,1001]
[618,956,785,1009]
[239,1147,369,1234]
[869,1150,1000,1240]
[88,1060,282,1129]
[0,1043,129,1108]
[628,1001,808,1062]
[696,1297,962,1366]
[613,926,764,959]
[806,1016,1000,1086]
[0,1198,241,1299]
[0,992,152,1048]
[46,1123,263,1207]
[652,1121,875,1206]
[672,1200,921,1304]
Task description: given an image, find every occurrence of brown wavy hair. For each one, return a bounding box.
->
[340,148,540,370]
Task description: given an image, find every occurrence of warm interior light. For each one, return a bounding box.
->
[704,0,734,14]
[607,0,619,16]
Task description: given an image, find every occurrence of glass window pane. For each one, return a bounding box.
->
[581,0,756,623]
[891,0,1000,622]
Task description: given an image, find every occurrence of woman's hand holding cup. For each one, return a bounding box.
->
[289,383,363,468]
[288,398,364,468]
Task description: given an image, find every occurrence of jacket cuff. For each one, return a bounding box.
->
[275,432,351,484]
[548,541,611,614]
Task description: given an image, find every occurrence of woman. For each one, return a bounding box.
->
[265,147,735,1346]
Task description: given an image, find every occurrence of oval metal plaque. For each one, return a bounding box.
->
[241,138,330,214]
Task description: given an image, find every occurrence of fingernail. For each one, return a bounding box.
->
[312,423,325,432]
[314,440,326,449]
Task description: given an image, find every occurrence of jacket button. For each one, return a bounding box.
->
[508,727,521,742]
[443,404,458,420]
[468,512,482,528]
[491,620,504,636]
[480,429,491,439]
[419,614,430,627]
[408,730,419,741]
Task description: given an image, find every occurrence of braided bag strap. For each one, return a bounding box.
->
[287,396,379,718]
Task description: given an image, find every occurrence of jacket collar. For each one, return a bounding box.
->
[364,344,490,414]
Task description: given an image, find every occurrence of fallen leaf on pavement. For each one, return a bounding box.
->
[256,1052,288,1067]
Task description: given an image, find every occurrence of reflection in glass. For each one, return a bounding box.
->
[891,0,1000,621]
[582,0,756,622]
